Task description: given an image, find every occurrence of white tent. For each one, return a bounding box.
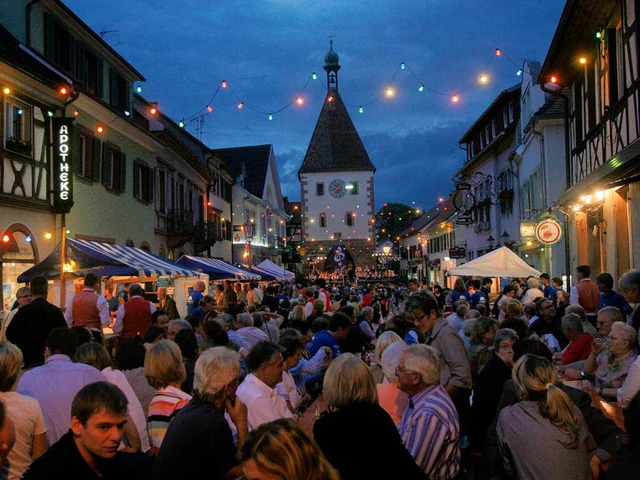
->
[448,246,542,278]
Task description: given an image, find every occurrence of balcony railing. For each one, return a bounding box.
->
[159,209,195,235]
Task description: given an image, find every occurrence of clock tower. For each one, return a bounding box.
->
[298,41,376,270]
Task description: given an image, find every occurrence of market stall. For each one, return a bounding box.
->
[255,259,296,281]
[447,246,542,278]
[17,238,204,317]
[176,255,261,281]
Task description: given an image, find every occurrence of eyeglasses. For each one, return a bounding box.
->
[17,295,31,299]
[395,366,417,375]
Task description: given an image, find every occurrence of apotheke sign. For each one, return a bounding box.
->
[52,117,75,213]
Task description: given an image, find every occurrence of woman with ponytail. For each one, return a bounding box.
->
[496,354,592,479]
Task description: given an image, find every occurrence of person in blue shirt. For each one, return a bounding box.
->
[540,273,557,300]
[187,280,205,316]
[306,312,350,359]
[451,278,471,304]
[597,272,633,318]
[471,278,492,309]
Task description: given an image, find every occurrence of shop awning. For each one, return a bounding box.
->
[176,255,261,281]
[18,238,199,282]
[255,259,296,280]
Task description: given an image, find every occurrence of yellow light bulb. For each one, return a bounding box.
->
[385,87,395,97]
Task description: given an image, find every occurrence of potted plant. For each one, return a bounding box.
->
[5,136,32,156]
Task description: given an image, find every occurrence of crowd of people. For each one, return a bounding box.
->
[0,266,638,479]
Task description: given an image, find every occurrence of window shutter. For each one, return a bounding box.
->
[92,139,101,182]
[96,58,104,98]
[109,68,117,107]
[147,166,154,203]
[43,13,54,59]
[68,35,77,77]
[75,40,86,84]
[119,152,126,193]
[72,125,82,175]
[102,144,111,187]
[133,159,140,198]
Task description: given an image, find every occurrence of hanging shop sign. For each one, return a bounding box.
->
[535,218,563,245]
[520,221,536,239]
[52,117,75,213]
[448,246,467,259]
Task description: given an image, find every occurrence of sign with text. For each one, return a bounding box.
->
[52,117,75,213]
[448,246,466,259]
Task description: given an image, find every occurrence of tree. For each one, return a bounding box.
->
[375,203,422,244]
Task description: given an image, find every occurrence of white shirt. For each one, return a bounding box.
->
[276,371,302,411]
[569,278,591,305]
[618,356,640,406]
[236,373,293,430]
[113,296,156,334]
[102,367,151,453]
[64,289,110,328]
[522,288,543,304]
[237,327,269,348]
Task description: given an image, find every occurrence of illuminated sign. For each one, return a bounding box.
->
[52,117,75,213]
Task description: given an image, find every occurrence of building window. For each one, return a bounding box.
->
[345,211,355,227]
[349,181,359,195]
[316,183,324,196]
[319,213,326,228]
[77,46,104,97]
[133,159,153,203]
[109,68,130,113]
[4,98,32,156]
[101,143,126,193]
[333,232,342,240]
[44,14,73,73]
[76,128,100,181]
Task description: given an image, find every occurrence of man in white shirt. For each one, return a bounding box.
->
[236,341,293,430]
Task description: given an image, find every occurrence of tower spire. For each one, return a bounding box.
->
[324,37,341,90]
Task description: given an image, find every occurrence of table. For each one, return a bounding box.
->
[563,380,625,430]
[298,395,328,433]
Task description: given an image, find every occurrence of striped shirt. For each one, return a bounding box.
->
[147,386,191,451]
[399,385,460,479]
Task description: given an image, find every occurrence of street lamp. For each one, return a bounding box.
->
[243,222,255,267]
[487,235,495,250]
[382,244,392,277]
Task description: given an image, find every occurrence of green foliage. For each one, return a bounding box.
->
[375,203,421,243]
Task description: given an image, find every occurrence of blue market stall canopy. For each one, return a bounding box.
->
[18,238,199,282]
[176,256,261,281]
[250,266,278,281]
[255,259,295,280]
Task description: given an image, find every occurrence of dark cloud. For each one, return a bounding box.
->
[65,0,565,209]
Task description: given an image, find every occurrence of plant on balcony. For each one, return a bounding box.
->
[5,136,32,156]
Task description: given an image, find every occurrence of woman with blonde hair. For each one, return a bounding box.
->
[370,330,402,383]
[496,354,591,479]
[144,340,191,454]
[0,343,46,480]
[313,353,425,480]
[290,305,305,322]
[451,278,470,304]
[240,419,339,480]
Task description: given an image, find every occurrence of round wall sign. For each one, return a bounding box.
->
[535,219,563,245]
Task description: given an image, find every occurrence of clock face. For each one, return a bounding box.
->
[329,179,346,198]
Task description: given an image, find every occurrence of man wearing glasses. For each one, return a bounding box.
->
[404,292,471,443]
